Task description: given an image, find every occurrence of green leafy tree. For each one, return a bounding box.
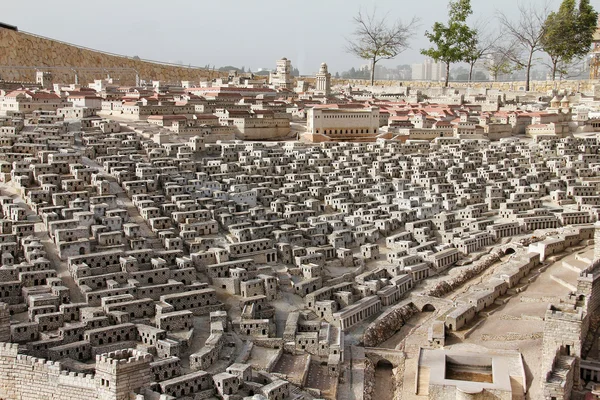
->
[421,0,477,87]
[577,0,599,47]
[346,8,419,86]
[542,0,577,80]
[541,0,597,80]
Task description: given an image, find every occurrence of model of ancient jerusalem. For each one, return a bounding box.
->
[0,0,599,399]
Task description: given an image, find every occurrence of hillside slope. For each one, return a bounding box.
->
[0,27,216,85]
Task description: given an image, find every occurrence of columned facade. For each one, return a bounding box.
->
[315,63,331,96]
[335,296,382,331]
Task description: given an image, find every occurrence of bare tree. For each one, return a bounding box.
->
[497,2,550,91]
[464,20,500,83]
[485,42,519,82]
[347,8,419,86]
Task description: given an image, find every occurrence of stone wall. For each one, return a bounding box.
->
[0,302,9,342]
[362,302,419,347]
[326,77,600,95]
[428,384,513,400]
[363,357,375,400]
[364,350,405,400]
[0,342,99,400]
[423,233,565,299]
[424,249,504,298]
[0,28,225,85]
[3,26,594,92]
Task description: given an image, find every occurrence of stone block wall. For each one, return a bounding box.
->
[541,306,586,391]
[150,357,181,382]
[156,310,193,331]
[323,77,600,95]
[428,384,513,400]
[47,340,92,362]
[362,302,419,347]
[577,258,600,315]
[94,349,154,400]
[0,302,9,342]
[0,28,225,85]
[0,342,99,400]
[543,354,575,400]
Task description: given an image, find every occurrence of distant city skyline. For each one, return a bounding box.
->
[3,0,563,75]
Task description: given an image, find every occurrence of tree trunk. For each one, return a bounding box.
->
[370,59,376,87]
[445,62,450,87]
[469,63,474,84]
[525,50,533,91]
[551,58,558,81]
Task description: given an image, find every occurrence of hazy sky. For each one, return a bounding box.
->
[3,0,566,75]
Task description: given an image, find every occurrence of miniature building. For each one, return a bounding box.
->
[0,71,598,400]
[315,63,331,96]
[269,58,292,90]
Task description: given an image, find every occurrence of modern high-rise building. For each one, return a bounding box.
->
[411,58,445,81]
[315,62,331,96]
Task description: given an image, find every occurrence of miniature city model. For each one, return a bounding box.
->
[2,54,600,400]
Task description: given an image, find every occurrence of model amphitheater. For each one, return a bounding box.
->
[2,16,600,400]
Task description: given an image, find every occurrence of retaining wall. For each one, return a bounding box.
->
[0,28,222,85]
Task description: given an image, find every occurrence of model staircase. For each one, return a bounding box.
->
[547,356,574,384]
[289,385,313,400]
[417,366,430,396]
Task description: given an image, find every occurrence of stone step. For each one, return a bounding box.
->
[547,373,565,383]
[494,296,511,305]
[289,385,312,400]
[575,253,594,264]
[417,366,430,396]
[555,361,571,370]
[562,258,587,273]
[549,274,577,291]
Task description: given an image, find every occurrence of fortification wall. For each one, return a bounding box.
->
[2,26,596,93]
[0,342,99,400]
[0,28,224,85]
[327,77,600,95]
